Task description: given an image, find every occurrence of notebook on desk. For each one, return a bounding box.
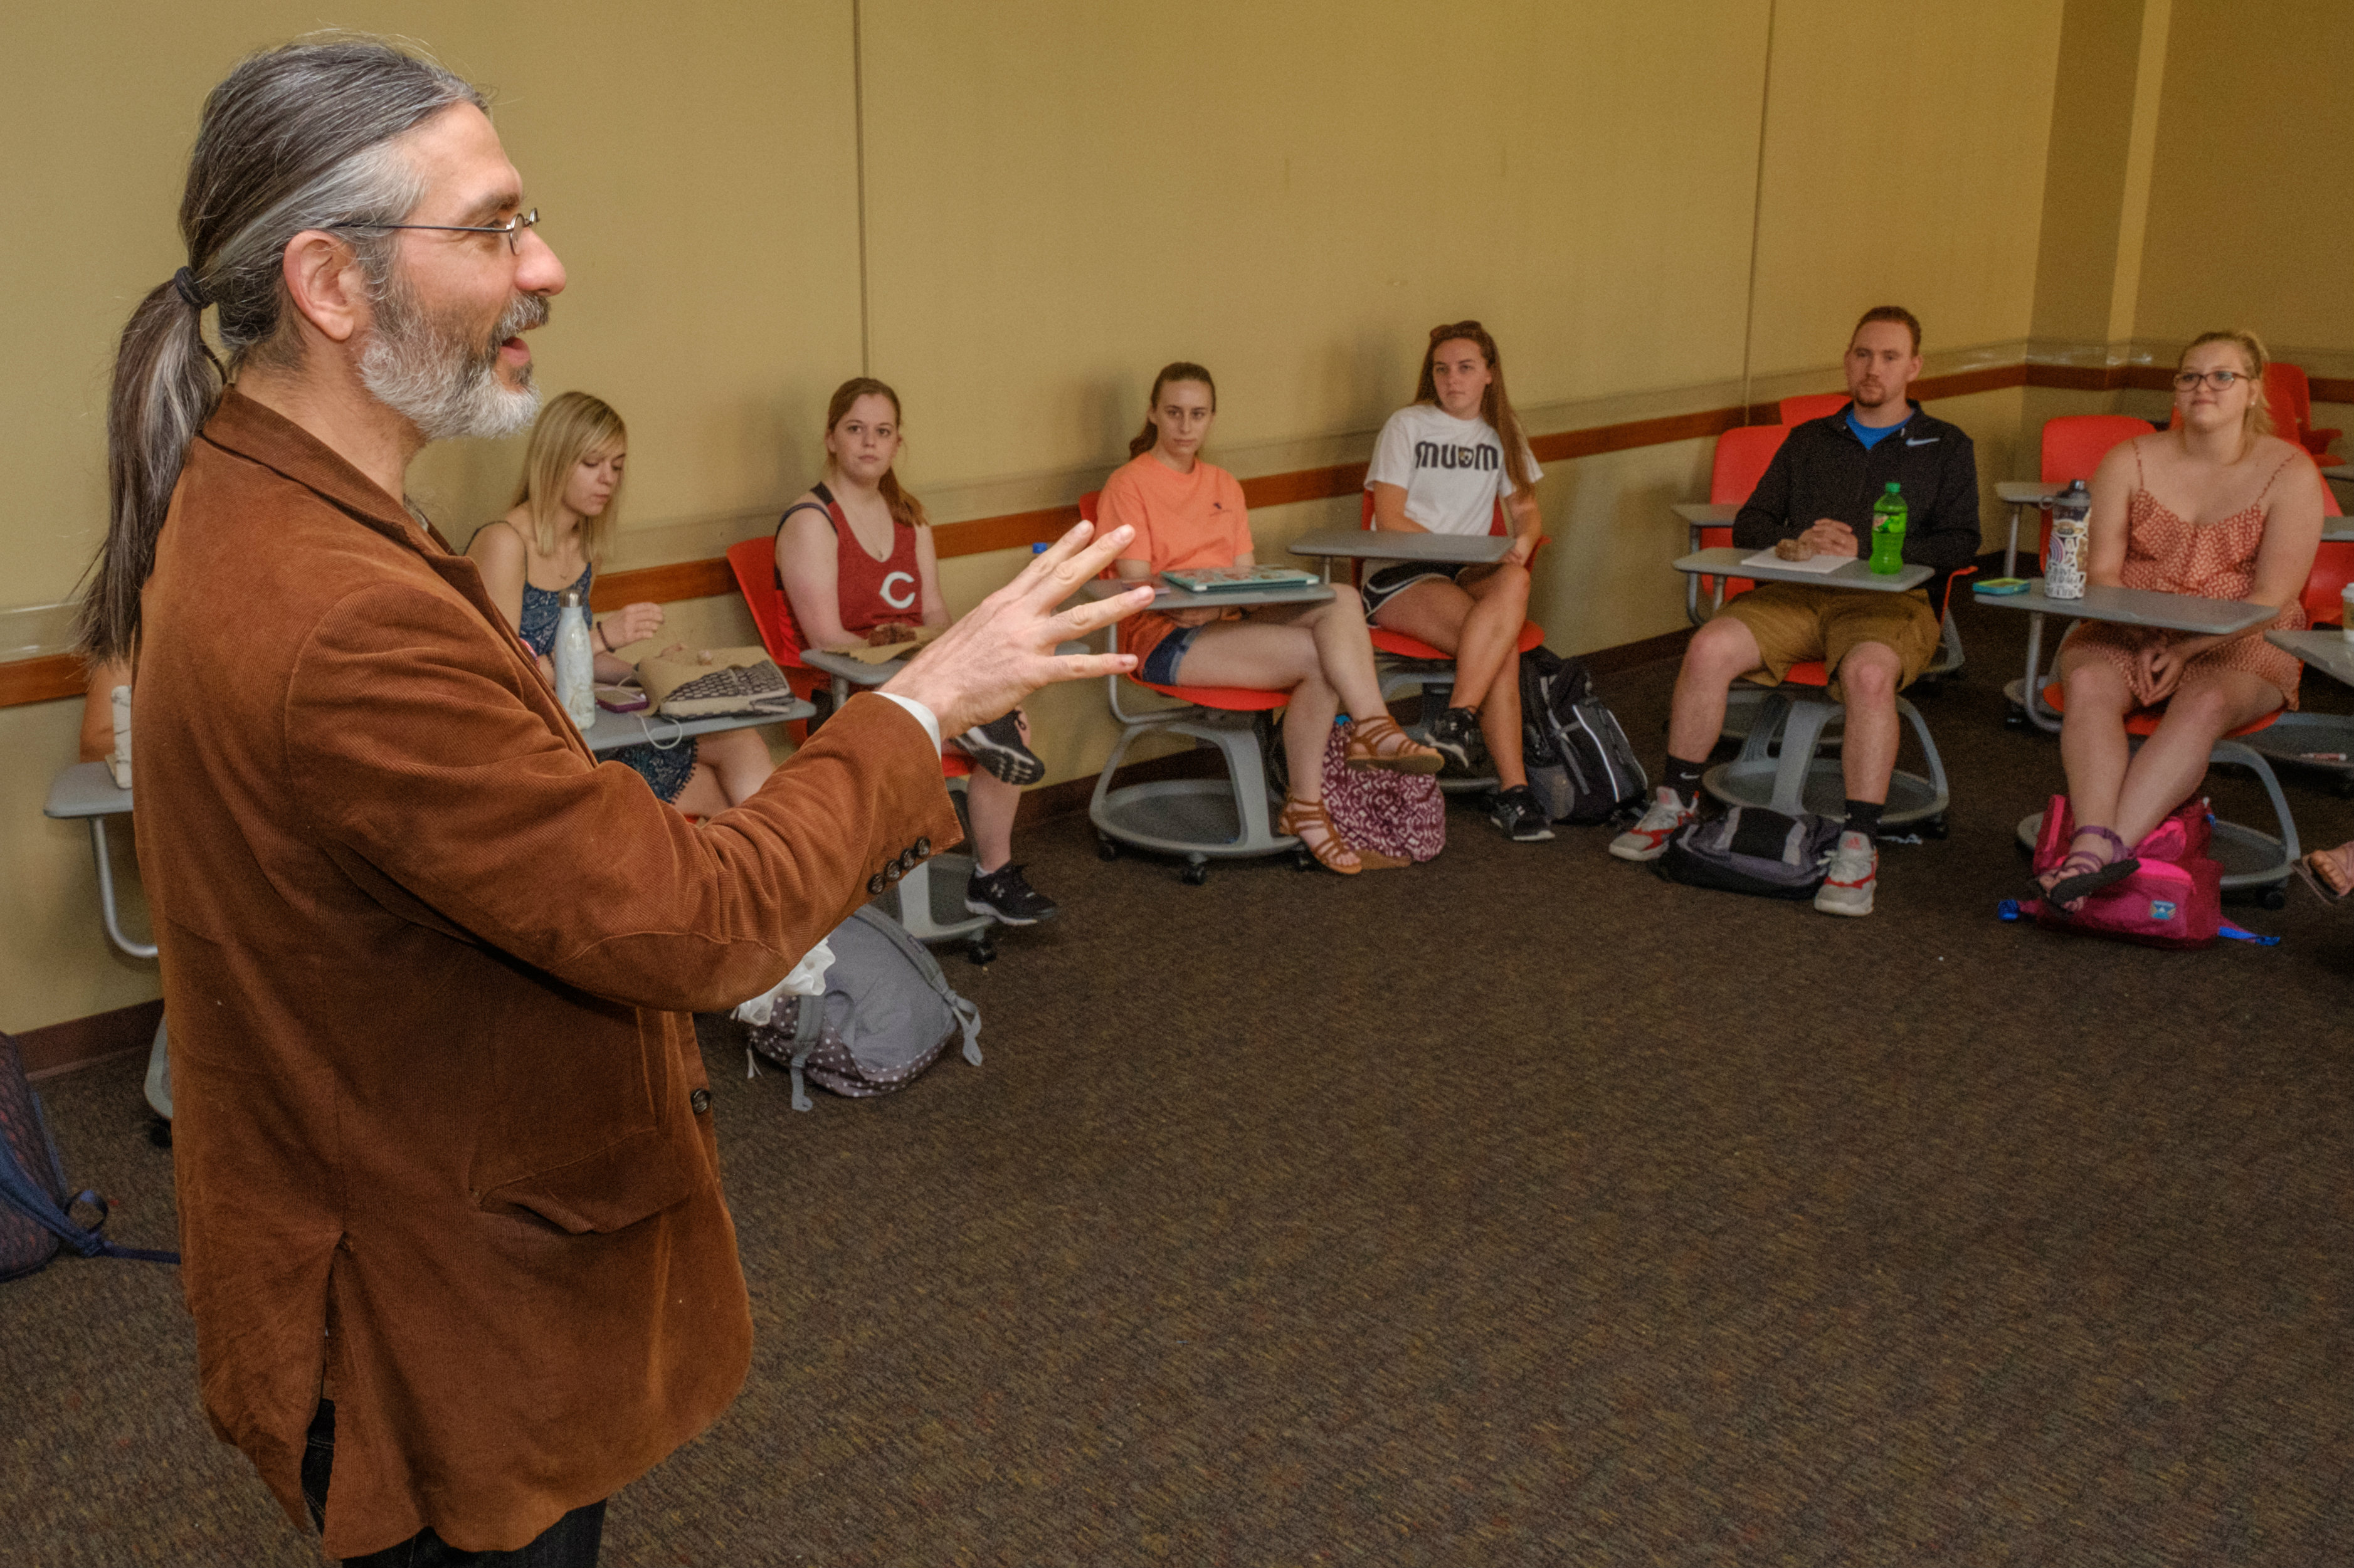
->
[1160,565,1321,593]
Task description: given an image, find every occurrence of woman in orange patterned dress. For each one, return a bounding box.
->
[2040,330,2327,909]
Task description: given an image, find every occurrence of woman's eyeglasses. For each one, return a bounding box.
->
[327,209,541,254]
[2173,369,2252,391]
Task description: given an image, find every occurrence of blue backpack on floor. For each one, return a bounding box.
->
[0,1030,177,1280]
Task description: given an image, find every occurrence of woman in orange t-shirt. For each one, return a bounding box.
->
[1106,362,1440,875]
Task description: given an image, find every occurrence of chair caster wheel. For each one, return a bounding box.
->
[2003,707,2028,730]
[966,935,998,965]
[1096,836,1120,861]
[2260,886,2287,911]
[146,1115,172,1150]
[1292,849,1316,871]
[1924,816,1949,840]
[1181,862,1209,887]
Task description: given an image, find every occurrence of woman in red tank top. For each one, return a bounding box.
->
[776,380,1058,927]
[2042,330,2326,910]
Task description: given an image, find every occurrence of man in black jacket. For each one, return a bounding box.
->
[1610,307,1980,917]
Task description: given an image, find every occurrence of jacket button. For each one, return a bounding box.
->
[899,847,918,871]
[884,861,903,883]
[867,873,885,896]
[690,1088,712,1115]
[914,837,931,858]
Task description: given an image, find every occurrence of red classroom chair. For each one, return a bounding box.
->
[1778,392,1849,426]
[728,534,995,956]
[1076,491,1299,883]
[1684,423,1790,624]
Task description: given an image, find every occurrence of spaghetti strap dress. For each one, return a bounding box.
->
[2058,439,2308,709]
[511,554,700,802]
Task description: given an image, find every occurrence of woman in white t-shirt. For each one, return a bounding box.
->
[1363,319,1549,842]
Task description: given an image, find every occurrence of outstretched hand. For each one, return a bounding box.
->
[880,521,1154,738]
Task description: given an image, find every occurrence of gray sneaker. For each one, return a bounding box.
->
[1813,831,1877,916]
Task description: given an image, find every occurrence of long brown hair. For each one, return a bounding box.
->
[2178,330,2274,444]
[1414,321,1536,493]
[1128,362,1217,459]
[510,391,626,564]
[824,377,928,529]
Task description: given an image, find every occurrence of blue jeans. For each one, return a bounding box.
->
[302,1401,607,1567]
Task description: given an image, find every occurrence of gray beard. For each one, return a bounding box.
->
[360,282,548,441]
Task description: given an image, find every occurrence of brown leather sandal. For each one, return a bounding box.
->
[1277,796,1363,875]
[1344,715,1445,775]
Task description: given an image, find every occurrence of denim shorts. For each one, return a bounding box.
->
[1139,624,1202,685]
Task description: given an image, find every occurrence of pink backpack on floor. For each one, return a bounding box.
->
[2010,794,2229,949]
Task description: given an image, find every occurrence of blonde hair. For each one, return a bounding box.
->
[2178,330,2274,444]
[511,391,628,562]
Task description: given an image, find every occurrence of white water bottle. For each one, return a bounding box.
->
[554,589,598,731]
[2045,479,2089,600]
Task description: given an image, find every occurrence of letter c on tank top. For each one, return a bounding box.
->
[880,571,916,610]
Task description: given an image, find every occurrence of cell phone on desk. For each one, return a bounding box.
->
[596,684,650,712]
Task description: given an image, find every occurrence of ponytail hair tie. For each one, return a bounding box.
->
[172,267,210,310]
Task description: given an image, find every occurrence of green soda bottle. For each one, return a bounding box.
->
[1869,481,1907,575]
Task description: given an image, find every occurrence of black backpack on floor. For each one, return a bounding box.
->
[0,1031,177,1280]
[1519,647,1647,824]
[1657,806,1842,899]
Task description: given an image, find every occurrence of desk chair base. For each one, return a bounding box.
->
[145,1015,171,1122]
[2241,712,2354,797]
[874,850,998,965]
[1703,689,1949,833]
[1090,708,1302,884]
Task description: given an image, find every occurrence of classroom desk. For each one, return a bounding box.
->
[1670,552,1944,826]
[1285,528,1513,582]
[1672,547,1931,594]
[1979,579,2296,897]
[1081,576,1336,880]
[578,699,813,754]
[2252,629,2354,796]
[1084,575,1339,613]
[45,762,167,1115]
[1995,481,2066,578]
[1670,506,1742,623]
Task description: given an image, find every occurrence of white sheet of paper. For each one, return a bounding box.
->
[1739,547,1847,575]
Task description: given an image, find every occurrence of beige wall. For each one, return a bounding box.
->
[0,1,2195,1033]
[2135,0,2354,366]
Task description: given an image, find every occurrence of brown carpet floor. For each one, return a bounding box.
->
[7,582,2354,1567]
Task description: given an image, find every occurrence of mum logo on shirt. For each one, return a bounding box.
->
[1413,440,1499,472]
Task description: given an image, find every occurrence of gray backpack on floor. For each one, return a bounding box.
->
[1657,806,1842,900]
[743,907,982,1111]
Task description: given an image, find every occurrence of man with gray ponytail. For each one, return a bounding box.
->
[90,37,1146,1565]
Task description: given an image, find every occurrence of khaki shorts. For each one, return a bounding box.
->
[1716,581,1941,698]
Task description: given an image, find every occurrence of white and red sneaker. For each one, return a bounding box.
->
[1608,789,1697,862]
[1813,831,1877,916]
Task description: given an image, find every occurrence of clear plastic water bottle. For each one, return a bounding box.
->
[2045,479,2090,599]
[554,588,598,731]
[1869,482,1908,574]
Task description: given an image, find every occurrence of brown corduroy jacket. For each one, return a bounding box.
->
[133,391,961,1558]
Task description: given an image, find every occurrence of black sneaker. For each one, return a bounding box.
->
[1423,705,1487,774]
[964,863,1058,924]
[1487,784,1556,843]
[955,711,1045,786]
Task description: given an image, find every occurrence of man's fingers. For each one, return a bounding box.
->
[1016,521,1134,606]
[1027,650,1138,686]
[1048,584,1154,643]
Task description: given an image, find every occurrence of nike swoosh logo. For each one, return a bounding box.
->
[1905,436,1939,446]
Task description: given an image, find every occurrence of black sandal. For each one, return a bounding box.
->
[2043,825,2140,911]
